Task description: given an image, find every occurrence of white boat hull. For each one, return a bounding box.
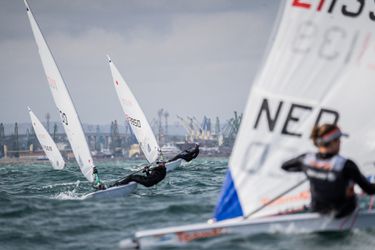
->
[84,182,137,200]
[165,159,182,172]
[119,209,375,249]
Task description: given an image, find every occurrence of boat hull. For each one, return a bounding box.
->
[84,182,137,199]
[119,209,375,249]
[165,159,182,172]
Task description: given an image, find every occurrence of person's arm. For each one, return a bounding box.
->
[281,154,305,172]
[142,166,151,176]
[344,160,375,195]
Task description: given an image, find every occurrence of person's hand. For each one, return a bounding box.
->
[93,181,106,190]
[97,183,106,190]
[142,166,150,173]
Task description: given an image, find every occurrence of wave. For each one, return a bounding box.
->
[53,190,85,200]
[41,180,82,190]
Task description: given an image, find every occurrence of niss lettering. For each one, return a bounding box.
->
[292,0,375,20]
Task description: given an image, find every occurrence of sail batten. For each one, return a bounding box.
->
[215,0,375,221]
[25,0,95,182]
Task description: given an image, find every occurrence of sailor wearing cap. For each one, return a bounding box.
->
[282,124,375,218]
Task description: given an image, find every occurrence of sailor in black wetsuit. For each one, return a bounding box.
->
[111,162,166,188]
[168,143,200,162]
[282,124,375,218]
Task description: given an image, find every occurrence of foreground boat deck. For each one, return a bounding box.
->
[119,208,375,249]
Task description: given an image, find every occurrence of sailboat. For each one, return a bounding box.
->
[107,56,192,172]
[119,0,375,248]
[28,107,65,170]
[24,0,136,199]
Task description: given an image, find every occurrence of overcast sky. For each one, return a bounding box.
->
[0,0,280,125]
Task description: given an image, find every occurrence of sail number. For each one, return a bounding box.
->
[253,98,339,137]
[127,116,141,128]
[293,21,350,61]
[292,3,375,68]
[292,0,375,20]
[240,97,340,174]
[59,110,68,126]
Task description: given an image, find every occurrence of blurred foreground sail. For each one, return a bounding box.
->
[120,0,375,248]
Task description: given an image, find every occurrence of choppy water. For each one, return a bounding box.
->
[0,158,374,250]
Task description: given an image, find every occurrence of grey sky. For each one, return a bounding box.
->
[0,0,280,125]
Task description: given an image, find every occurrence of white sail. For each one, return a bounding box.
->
[107,56,160,163]
[214,0,375,220]
[24,0,95,182]
[118,1,375,247]
[28,107,65,170]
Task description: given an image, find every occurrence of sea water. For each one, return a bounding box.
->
[0,158,374,250]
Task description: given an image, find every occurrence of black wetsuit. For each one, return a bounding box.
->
[112,164,166,188]
[169,144,200,162]
[282,153,375,218]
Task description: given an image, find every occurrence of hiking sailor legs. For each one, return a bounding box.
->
[168,143,200,163]
[282,124,375,218]
[112,162,166,188]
